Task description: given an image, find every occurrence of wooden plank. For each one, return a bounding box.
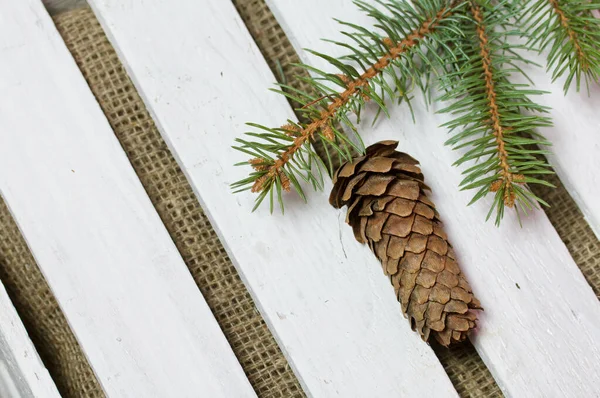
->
[264,0,600,396]
[86,0,459,396]
[516,52,600,240]
[0,1,255,396]
[0,281,60,398]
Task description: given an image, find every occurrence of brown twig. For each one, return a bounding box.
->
[301,94,337,109]
[470,2,518,207]
[548,0,588,71]
[251,6,454,193]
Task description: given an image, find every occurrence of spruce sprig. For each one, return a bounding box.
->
[438,1,554,225]
[518,0,600,92]
[231,0,465,213]
[231,0,575,225]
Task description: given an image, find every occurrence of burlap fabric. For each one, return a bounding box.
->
[0,2,597,398]
[0,199,104,397]
[51,6,304,398]
[530,175,600,298]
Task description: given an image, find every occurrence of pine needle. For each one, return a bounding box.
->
[232,0,569,226]
[438,0,554,225]
[232,0,465,213]
[517,0,600,92]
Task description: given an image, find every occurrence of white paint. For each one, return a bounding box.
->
[0,281,60,398]
[265,0,600,396]
[86,0,459,396]
[519,62,600,240]
[0,1,255,397]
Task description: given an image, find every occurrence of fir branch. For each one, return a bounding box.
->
[438,0,554,224]
[518,0,600,92]
[232,0,465,213]
[255,7,447,191]
[232,0,565,225]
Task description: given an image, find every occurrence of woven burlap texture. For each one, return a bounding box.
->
[0,2,597,398]
[0,200,104,397]
[52,6,304,398]
[530,175,600,298]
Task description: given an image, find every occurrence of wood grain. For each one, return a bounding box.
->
[265,0,600,396]
[0,1,255,396]
[86,0,459,396]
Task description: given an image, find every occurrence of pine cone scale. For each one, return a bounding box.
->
[330,140,481,346]
[355,175,396,196]
[361,157,396,172]
[386,198,414,216]
[381,214,413,237]
[387,180,420,200]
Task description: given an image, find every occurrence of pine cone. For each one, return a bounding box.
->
[330,140,482,346]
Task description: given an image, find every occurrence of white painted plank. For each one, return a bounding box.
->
[86,0,459,396]
[0,281,60,398]
[265,0,600,396]
[527,75,600,239]
[514,49,600,240]
[0,1,255,397]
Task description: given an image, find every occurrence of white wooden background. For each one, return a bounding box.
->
[0,0,255,396]
[87,0,459,396]
[89,0,600,396]
[265,1,600,396]
[0,0,598,397]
